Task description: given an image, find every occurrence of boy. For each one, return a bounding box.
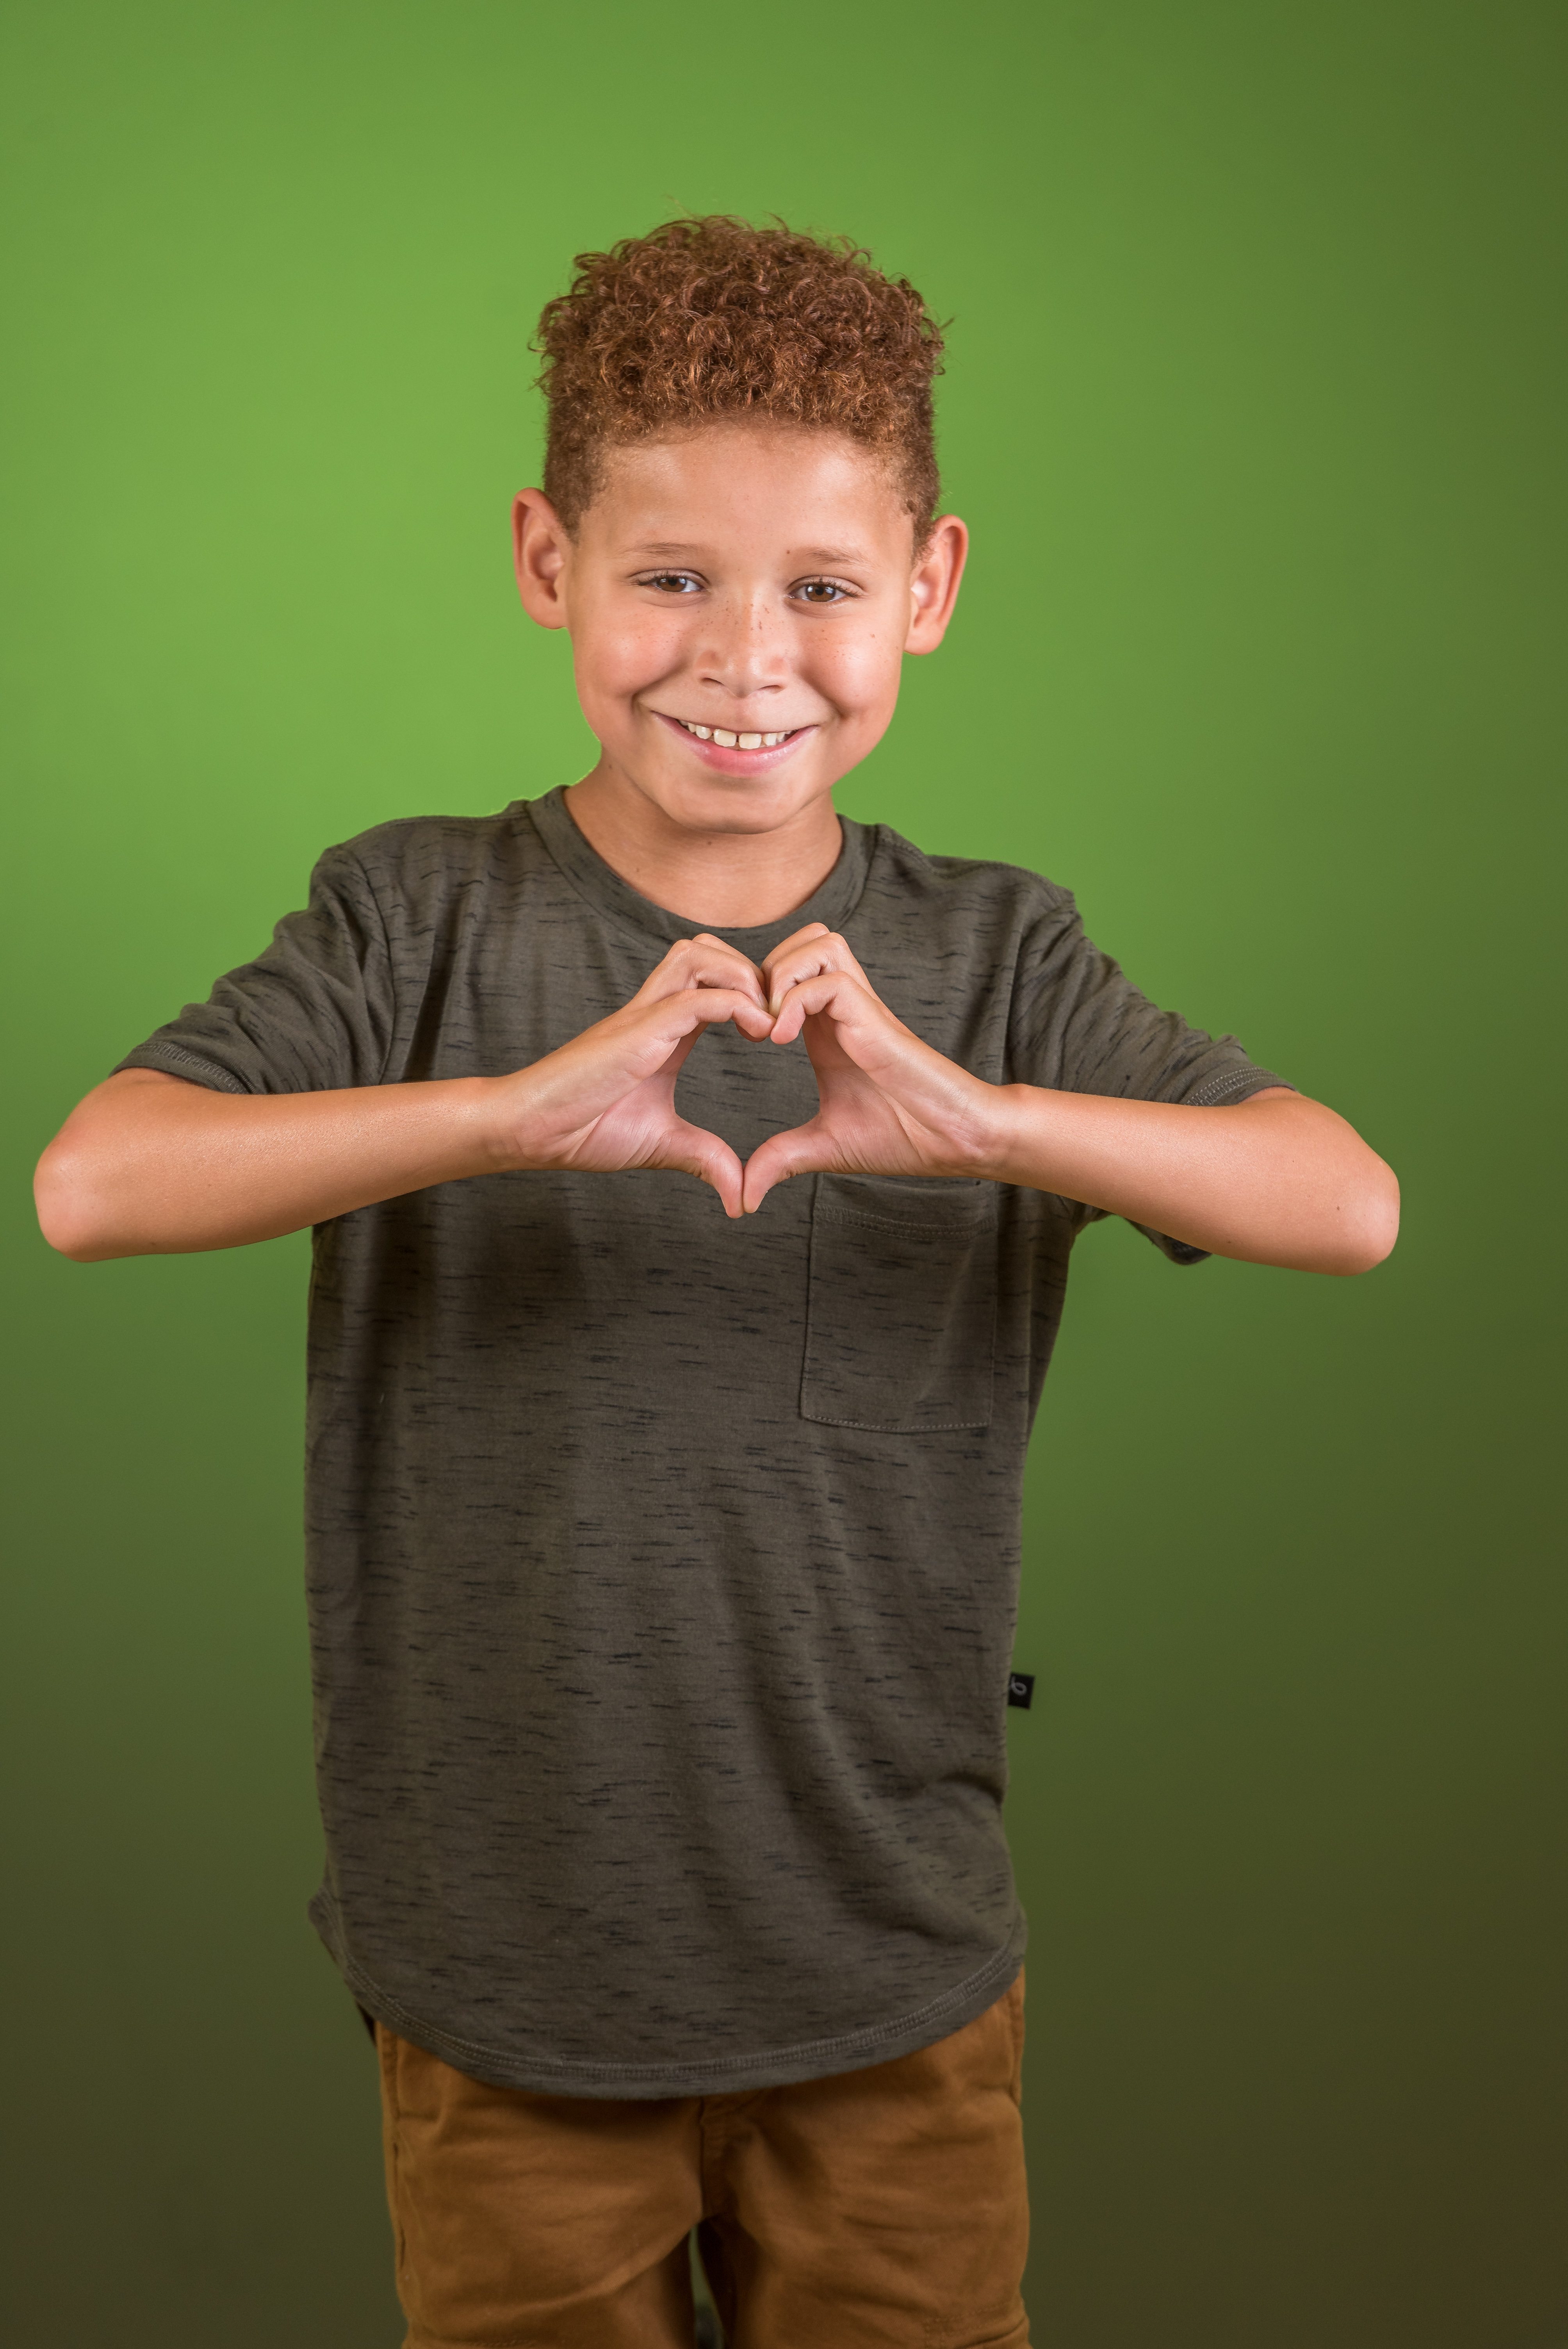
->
[35,217,1397,2348]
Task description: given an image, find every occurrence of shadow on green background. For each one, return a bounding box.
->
[3,2,1563,2341]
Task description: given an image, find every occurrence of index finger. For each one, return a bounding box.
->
[632,934,767,1011]
[762,927,872,1014]
[763,924,832,970]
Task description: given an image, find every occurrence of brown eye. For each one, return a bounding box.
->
[795,579,847,604]
[642,572,702,594]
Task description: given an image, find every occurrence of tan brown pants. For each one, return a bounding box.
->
[376,1973,1029,2348]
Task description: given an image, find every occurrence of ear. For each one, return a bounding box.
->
[905,515,969,655]
[512,489,572,631]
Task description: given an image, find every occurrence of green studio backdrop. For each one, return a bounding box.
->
[3,2,1563,2342]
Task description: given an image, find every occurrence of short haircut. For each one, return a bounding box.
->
[535,216,944,541]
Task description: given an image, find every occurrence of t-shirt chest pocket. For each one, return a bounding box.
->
[799,1174,998,1432]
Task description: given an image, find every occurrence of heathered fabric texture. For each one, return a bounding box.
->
[118,790,1286,2097]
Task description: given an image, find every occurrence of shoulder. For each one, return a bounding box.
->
[854,823,1082,953]
[307,802,549,908]
[843,826,1094,1058]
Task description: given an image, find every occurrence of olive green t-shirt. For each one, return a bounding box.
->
[118,789,1286,2096]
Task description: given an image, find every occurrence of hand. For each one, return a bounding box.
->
[505,934,774,1218]
[741,925,1003,1213]
[738,928,1397,1274]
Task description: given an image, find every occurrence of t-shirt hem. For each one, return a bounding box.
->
[1182,1065,1293,1107]
[315,1905,1028,2100]
[112,1041,252,1094]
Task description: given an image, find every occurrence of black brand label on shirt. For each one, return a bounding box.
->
[1007,1672,1035,1710]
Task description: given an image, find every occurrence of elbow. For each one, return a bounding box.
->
[1324,1156,1401,1276]
[34,1138,124,1262]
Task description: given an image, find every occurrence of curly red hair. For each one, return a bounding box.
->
[535,216,944,538]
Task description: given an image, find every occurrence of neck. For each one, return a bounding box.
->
[563,765,843,928]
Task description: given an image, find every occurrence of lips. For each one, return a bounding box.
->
[653,710,814,771]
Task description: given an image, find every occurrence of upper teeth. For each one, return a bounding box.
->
[679,721,791,749]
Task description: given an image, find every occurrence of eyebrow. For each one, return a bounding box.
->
[623,541,875,565]
[795,545,874,567]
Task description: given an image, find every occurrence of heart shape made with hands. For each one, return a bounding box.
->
[548,923,998,1222]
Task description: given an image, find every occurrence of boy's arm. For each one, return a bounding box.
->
[975,1083,1392,1275]
[36,937,773,1259]
[745,927,1399,1275]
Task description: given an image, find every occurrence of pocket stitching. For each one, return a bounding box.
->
[815,1207,993,1234]
[801,1416,992,1431]
[801,1180,998,1433]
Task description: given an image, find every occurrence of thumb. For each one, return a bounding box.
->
[663,1121,746,1219]
[742,1120,829,1215]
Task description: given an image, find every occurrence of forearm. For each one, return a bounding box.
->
[35,1069,511,1260]
[36,966,771,1259]
[981,1085,1399,1275]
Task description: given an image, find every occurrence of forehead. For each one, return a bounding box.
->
[585,424,911,554]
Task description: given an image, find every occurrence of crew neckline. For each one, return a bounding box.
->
[521,785,875,955]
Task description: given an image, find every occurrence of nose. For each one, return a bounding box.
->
[695,592,789,707]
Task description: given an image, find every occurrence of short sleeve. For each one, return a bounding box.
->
[1007,888,1292,1262]
[113,845,395,1096]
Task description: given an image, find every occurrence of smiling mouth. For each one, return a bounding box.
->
[665,716,805,750]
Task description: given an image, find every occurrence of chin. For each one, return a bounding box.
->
[644,766,828,834]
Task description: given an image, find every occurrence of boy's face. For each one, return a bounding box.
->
[513,424,967,840]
